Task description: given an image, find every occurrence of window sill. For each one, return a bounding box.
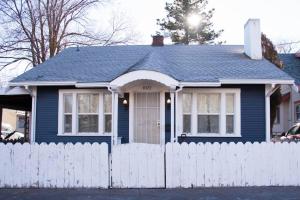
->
[180,133,242,138]
[57,133,112,137]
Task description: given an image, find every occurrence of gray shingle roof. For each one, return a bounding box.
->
[279,54,300,84]
[12,45,293,83]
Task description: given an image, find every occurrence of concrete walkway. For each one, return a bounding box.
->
[0,187,300,200]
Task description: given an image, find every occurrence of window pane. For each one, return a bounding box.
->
[198,115,219,133]
[78,94,99,113]
[226,115,234,134]
[182,93,192,113]
[198,94,208,113]
[64,94,72,113]
[104,94,112,113]
[104,114,112,133]
[226,94,234,114]
[78,115,98,132]
[297,113,300,121]
[64,115,72,133]
[198,94,220,113]
[183,114,191,133]
[209,94,220,113]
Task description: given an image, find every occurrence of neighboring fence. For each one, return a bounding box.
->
[0,143,109,188]
[111,143,165,188]
[166,142,300,188]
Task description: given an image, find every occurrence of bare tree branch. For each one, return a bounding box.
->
[0,0,135,71]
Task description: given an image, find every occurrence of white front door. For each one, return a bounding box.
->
[134,92,161,144]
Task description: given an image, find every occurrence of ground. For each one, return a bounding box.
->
[0,187,300,200]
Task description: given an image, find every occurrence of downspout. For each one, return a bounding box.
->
[174,86,183,142]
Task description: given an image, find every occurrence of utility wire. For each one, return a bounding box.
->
[276,41,300,46]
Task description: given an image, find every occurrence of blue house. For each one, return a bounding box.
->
[5,19,294,146]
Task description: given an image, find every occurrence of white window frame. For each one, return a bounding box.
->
[177,88,241,137]
[58,89,112,136]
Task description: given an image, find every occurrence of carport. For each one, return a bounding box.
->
[0,87,32,142]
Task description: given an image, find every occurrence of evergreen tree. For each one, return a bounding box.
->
[157,0,223,44]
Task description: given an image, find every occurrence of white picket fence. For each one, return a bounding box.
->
[111,143,165,188]
[0,142,109,188]
[1,142,300,188]
[166,142,300,188]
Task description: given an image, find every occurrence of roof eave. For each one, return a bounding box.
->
[219,79,294,85]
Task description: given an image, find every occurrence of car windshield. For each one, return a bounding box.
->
[287,125,300,135]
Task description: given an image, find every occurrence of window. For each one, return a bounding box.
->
[77,94,99,133]
[58,90,112,136]
[226,94,235,134]
[63,94,73,133]
[104,93,112,133]
[197,94,220,133]
[182,93,192,133]
[295,104,300,122]
[180,89,241,137]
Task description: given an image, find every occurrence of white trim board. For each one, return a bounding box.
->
[110,70,179,87]
[220,79,294,85]
[9,81,77,86]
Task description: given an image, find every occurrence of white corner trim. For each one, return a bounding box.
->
[220,79,294,85]
[9,81,77,86]
[110,70,179,87]
[265,84,273,142]
[30,87,37,143]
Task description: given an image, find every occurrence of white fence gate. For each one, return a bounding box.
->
[166,142,300,188]
[111,143,165,188]
[0,143,109,188]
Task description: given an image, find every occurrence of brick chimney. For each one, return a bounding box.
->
[244,19,262,60]
[152,35,164,46]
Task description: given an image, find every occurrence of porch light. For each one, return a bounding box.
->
[166,98,171,104]
[122,99,128,105]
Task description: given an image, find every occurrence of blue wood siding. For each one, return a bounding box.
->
[165,93,171,143]
[118,93,129,144]
[35,85,266,145]
[178,85,266,143]
[35,87,111,146]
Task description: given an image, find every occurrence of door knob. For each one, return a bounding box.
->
[157,121,160,127]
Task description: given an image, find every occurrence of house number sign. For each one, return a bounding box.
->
[142,86,152,90]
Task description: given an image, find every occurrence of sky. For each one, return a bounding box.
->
[92,0,300,45]
[1,0,300,84]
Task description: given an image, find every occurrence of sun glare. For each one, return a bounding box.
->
[187,14,201,27]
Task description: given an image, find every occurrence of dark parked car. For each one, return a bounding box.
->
[280,123,300,142]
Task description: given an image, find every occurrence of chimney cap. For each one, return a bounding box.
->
[244,18,260,28]
[152,34,164,46]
